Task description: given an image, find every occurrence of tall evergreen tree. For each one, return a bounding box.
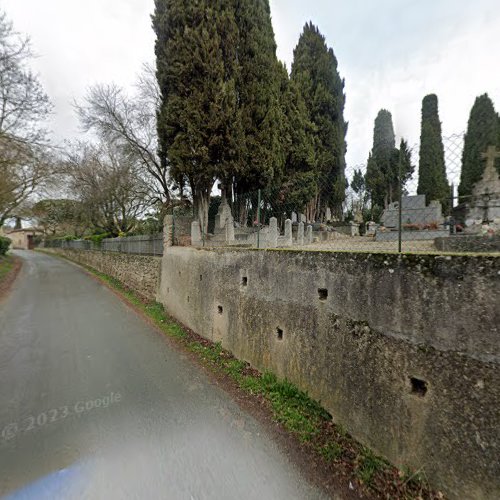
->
[153,0,241,231]
[365,110,413,217]
[233,0,284,195]
[459,94,499,199]
[417,94,450,212]
[291,23,347,219]
[276,62,317,213]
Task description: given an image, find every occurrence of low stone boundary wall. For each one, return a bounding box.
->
[435,234,500,253]
[159,247,499,499]
[376,229,449,241]
[43,248,161,301]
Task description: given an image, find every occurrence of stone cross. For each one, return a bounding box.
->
[481,146,500,182]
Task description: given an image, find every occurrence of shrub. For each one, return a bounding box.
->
[0,236,11,256]
[84,232,112,246]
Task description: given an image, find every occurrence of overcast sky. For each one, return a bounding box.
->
[2,0,500,168]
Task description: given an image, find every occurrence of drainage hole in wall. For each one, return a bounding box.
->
[200,275,203,281]
[318,288,328,301]
[276,327,283,340]
[187,296,190,303]
[218,305,223,315]
[242,276,248,287]
[410,377,428,397]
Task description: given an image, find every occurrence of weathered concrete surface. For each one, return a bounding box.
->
[434,234,500,253]
[0,251,325,499]
[44,248,161,301]
[159,247,500,499]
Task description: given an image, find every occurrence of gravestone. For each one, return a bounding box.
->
[191,221,202,246]
[284,219,293,246]
[325,207,332,222]
[268,217,278,248]
[464,145,500,227]
[306,225,313,244]
[297,222,305,245]
[381,195,444,229]
[215,198,232,231]
[291,212,297,223]
[366,221,378,236]
[299,214,307,224]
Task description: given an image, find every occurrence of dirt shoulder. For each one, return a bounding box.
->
[0,254,22,302]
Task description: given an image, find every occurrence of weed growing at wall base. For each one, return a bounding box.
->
[38,250,442,499]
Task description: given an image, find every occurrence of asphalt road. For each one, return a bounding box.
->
[0,251,326,500]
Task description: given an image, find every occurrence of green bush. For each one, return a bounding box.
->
[0,236,11,256]
[84,232,112,246]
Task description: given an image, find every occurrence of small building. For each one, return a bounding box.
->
[4,228,43,250]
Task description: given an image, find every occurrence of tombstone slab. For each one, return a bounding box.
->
[306,225,313,245]
[297,222,305,246]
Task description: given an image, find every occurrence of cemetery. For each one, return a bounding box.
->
[2,1,499,498]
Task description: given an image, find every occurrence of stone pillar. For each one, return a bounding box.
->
[191,220,202,246]
[297,222,305,246]
[269,217,278,248]
[225,216,235,243]
[163,215,174,250]
[306,225,313,245]
[284,219,293,247]
[325,207,332,222]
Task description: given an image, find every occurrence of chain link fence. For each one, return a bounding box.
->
[184,132,500,254]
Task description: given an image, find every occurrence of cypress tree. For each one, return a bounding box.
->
[365,109,396,210]
[277,62,317,212]
[233,0,284,195]
[459,94,499,200]
[417,94,450,212]
[153,0,241,230]
[291,22,347,219]
[365,110,414,216]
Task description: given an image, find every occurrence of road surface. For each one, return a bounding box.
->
[0,251,325,499]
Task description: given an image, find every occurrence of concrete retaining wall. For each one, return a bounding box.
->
[45,249,161,301]
[158,247,499,499]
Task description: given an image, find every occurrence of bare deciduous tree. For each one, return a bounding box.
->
[0,10,53,224]
[63,140,152,235]
[75,65,171,207]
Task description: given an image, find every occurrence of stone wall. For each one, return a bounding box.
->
[435,234,500,253]
[45,249,161,301]
[158,247,499,499]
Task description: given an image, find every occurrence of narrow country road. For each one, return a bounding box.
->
[0,251,325,499]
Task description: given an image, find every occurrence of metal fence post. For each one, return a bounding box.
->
[398,158,403,254]
[257,189,261,249]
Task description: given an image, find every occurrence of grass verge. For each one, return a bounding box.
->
[38,249,443,499]
[0,255,14,283]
